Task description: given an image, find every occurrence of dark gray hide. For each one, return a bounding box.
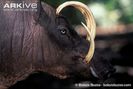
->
[0,0,91,88]
[0,0,115,88]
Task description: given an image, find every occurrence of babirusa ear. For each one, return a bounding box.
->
[56,1,96,63]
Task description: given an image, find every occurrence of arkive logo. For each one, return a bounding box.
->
[2,1,38,11]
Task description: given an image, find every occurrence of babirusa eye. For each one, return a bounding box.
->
[60,28,66,35]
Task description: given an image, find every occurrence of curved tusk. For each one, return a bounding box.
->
[81,22,95,63]
[56,1,96,63]
[56,1,96,39]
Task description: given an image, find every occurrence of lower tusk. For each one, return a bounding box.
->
[81,22,95,63]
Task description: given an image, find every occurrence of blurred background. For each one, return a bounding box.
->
[44,0,133,83]
[44,0,133,26]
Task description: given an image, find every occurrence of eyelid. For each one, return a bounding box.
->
[57,25,67,29]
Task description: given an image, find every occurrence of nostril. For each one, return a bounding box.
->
[102,70,110,78]
[105,68,116,78]
[106,71,112,78]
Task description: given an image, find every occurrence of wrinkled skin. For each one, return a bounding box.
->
[0,0,115,88]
